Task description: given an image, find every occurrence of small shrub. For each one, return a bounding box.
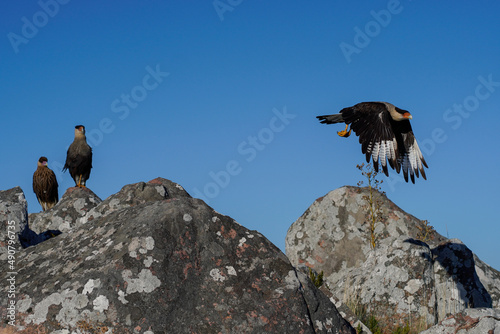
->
[308,268,324,288]
[366,315,382,334]
[394,323,411,334]
[357,163,385,249]
[416,219,435,242]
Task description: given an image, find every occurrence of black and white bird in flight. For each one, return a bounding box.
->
[317,102,428,183]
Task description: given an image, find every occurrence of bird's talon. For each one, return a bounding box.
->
[337,125,352,137]
[337,130,352,137]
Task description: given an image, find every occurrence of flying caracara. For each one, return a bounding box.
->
[33,156,59,211]
[63,125,92,187]
[317,102,428,183]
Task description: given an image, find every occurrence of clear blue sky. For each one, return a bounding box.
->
[1,1,499,270]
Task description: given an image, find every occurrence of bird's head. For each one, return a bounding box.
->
[403,112,412,120]
[38,156,48,167]
[393,106,413,121]
[75,125,86,137]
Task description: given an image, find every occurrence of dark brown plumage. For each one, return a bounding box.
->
[33,156,59,211]
[317,102,428,183]
[63,125,92,187]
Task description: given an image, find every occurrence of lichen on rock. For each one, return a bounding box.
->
[0,178,355,333]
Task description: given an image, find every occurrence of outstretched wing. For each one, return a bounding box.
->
[341,102,399,177]
[392,120,428,183]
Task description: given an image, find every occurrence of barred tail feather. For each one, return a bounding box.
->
[316,114,344,124]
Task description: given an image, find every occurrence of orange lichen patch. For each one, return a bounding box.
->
[174,249,189,260]
[183,263,193,279]
[76,319,109,334]
[247,310,258,318]
[147,178,163,185]
[220,225,237,239]
[0,327,21,334]
[453,314,481,332]
[388,211,400,221]
[314,255,324,264]
[178,231,192,247]
[257,246,269,254]
[114,262,127,271]
[259,315,269,324]
[251,280,262,292]
[236,243,250,257]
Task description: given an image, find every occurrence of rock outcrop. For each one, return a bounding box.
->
[285,186,500,333]
[0,178,355,333]
[421,308,500,334]
[0,187,28,255]
[29,186,102,234]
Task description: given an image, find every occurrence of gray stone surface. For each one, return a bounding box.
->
[29,186,102,234]
[432,239,492,320]
[420,308,500,334]
[286,186,499,332]
[0,179,355,333]
[474,254,500,310]
[0,187,28,260]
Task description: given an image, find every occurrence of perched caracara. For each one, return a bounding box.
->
[33,156,59,211]
[63,125,92,187]
[317,102,428,183]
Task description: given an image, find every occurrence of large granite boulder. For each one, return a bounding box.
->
[0,178,355,333]
[286,186,499,332]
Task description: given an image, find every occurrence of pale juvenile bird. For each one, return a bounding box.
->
[33,156,59,211]
[317,102,428,183]
[63,125,92,187]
